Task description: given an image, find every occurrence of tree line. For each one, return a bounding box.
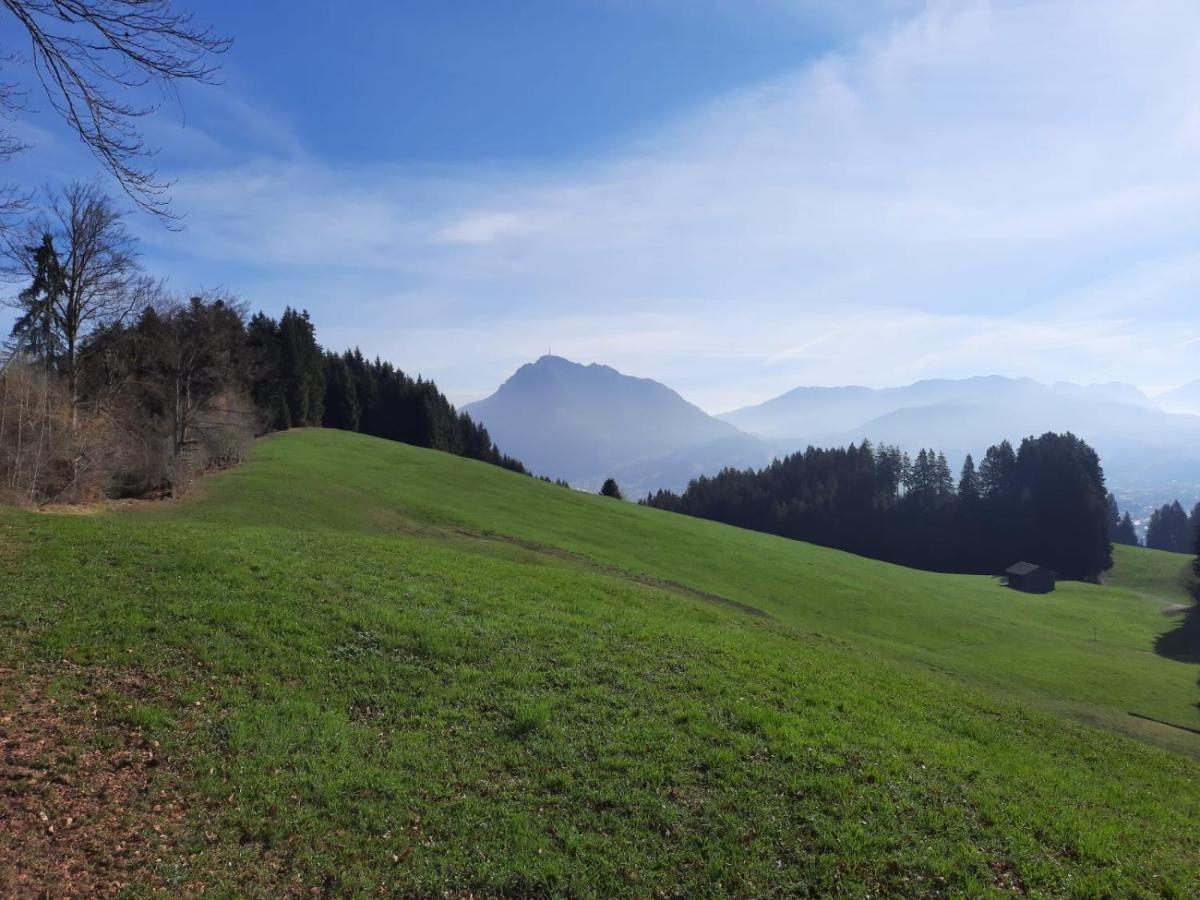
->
[0,183,523,504]
[1141,499,1200,554]
[1106,493,1139,547]
[642,434,1113,580]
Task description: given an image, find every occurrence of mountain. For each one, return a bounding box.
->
[464,355,769,494]
[722,376,1200,490]
[721,376,1156,439]
[1157,379,1200,415]
[467,361,1200,495]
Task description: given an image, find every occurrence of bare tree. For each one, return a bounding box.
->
[148,293,247,456]
[0,0,230,219]
[3,181,154,420]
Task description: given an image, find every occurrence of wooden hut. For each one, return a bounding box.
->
[1004,562,1056,594]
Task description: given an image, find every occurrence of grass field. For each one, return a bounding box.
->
[2,429,1199,895]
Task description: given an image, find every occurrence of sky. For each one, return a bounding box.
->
[0,0,1198,413]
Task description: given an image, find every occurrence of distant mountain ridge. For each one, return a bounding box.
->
[721,376,1157,438]
[465,359,1200,495]
[1157,379,1200,416]
[721,376,1200,490]
[463,356,769,494]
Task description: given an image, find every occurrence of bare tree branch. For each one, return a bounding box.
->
[0,1,231,221]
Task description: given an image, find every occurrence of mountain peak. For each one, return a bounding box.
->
[464,356,757,490]
[532,353,574,366]
[507,354,620,388]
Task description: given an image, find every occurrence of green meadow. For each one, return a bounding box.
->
[2,428,1198,895]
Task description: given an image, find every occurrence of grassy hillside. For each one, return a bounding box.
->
[156,429,1200,746]
[2,429,1198,895]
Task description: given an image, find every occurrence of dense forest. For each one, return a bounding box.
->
[643,435,1114,580]
[0,183,523,505]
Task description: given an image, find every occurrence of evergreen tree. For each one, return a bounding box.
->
[906,449,932,497]
[600,477,623,500]
[8,234,64,366]
[1106,494,1139,546]
[978,440,1016,498]
[1012,432,1111,579]
[1112,512,1139,546]
[958,454,979,501]
[1105,493,1121,537]
[1146,501,1191,553]
[321,352,360,432]
[246,313,289,431]
[934,452,954,496]
[278,308,324,427]
[876,445,906,499]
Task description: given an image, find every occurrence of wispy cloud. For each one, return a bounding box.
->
[130,0,1200,410]
[437,212,528,245]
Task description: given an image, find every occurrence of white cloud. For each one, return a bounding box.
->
[437,212,527,245]
[134,0,1200,411]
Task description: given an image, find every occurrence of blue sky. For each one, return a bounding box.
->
[1,1,1198,411]
[198,1,856,163]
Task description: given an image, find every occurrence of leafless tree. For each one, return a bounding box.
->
[0,0,230,219]
[3,180,156,420]
[143,291,248,457]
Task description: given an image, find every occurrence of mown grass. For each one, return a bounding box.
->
[1,428,1198,895]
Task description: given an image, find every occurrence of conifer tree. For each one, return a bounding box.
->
[1105,493,1121,536]
[934,451,954,496]
[958,454,979,501]
[978,440,1016,498]
[246,312,289,430]
[321,352,360,432]
[278,308,324,427]
[1013,432,1111,578]
[1106,494,1139,546]
[600,477,623,499]
[1112,512,1139,546]
[1146,501,1191,553]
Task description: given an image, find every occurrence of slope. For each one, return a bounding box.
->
[165,429,1200,747]
[0,429,1197,895]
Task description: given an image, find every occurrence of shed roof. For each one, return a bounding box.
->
[1006,561,1048,576]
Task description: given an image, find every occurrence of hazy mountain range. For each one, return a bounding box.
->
[464,356,1200,497]
[1156,379,1200,416]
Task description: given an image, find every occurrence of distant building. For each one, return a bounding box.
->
[1004,562,1057,594]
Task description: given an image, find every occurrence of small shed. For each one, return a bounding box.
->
[1005,562,1056,594]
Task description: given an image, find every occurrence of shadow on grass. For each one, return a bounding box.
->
[1155,604,1200,666]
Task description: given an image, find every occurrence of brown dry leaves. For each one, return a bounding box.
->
[0,667,189,898]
